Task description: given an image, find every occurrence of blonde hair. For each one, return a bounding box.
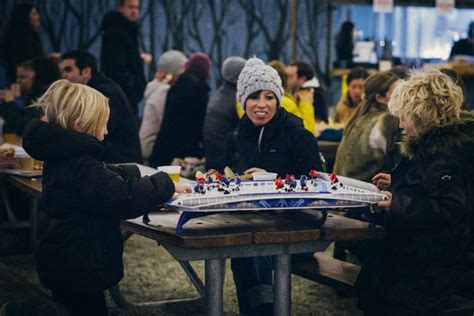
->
[32,79,109,138]
[388,70,463,135]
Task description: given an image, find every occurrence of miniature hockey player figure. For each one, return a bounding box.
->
[300,175,309,191]
[309,169,318,184]
[275,176,284,190]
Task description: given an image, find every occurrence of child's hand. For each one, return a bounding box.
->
[377,190,392,212]
[372,173,391,189]
[174,182,192,193]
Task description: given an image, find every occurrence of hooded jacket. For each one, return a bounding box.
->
[149,72,210,167]
[100,11,145,115]
[203,80,240,171]
[357,113,474,312]
[22,119,174,292]
[225,108,322,177]
[334,103,402,182]
[88,72,142,163]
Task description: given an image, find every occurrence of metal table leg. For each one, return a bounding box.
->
[273,254,291,316]
[205,258,225,316]
[29,198,39,249]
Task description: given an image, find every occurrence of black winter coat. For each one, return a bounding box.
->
[203,81,240,171]
[2,30,43,84]
[357,114,474,313]
[22,119,174,293]
[88,72,142,164]
[225,108,322,177]
[100,11,145,115]
[149,72,210,167]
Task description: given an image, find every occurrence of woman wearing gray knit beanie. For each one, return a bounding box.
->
[225,57,322,315]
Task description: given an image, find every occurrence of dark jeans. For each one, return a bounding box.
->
[231,256,273,316]
[52,289,107,316]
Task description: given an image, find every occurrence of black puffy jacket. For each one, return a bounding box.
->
[100,11,145,115]
[357,113,474,312]
[88,72,142,164]
[22,119,174,292]
[150,72,210,167]
[225,108,322,177]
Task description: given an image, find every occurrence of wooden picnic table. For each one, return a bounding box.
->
[119,210,384,316]
[2,174,385,316]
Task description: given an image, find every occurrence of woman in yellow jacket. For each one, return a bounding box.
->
[236,60,315,134]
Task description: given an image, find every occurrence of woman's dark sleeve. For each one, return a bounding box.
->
[388,157,468,230]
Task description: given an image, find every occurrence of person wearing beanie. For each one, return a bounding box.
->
[203,56,246,171]
[185,52,212,81]
[225,57,322,316]
[149,52,211,167]
[236,60,316,134]
[140,50,188,160]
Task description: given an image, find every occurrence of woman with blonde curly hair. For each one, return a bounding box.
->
[358,70,474,315]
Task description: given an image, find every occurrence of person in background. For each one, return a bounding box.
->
[60,50,142,163]
[440,68,468,110]
[101,0,150,118]
[358,70,473,315]
[333,67,369,125]
[149,52,211,167]
[204,56,246,171]
[1,3,43,85]
[287,60,328,124]
[333,71,400,183]
[449,21,474,59]
[269,60,315,133]
[335,21,356,68]
[0,57,59,135]
[226,57,322,315]
[22,79,191,316]
[390,65,410,80]
[140,50,188,160]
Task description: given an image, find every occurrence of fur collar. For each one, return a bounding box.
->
[400,111,474,160]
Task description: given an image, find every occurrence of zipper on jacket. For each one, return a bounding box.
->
[257,126,265,153]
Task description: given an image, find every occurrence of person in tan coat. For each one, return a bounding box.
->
[333,67,369,125]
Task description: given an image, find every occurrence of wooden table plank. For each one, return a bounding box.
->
[6,176,42,199]
[122,211,384,249]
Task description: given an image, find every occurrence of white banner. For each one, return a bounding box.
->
[436,0,455,15]
[373,0,394,13]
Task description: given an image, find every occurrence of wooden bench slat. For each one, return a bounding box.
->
[292,252,360,290]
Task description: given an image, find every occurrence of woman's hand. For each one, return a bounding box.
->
[174,182,192,194]
[296,88,314,103]
[244,167,266,175]
[10,83,21,98]
[372,173,391,189]
[1,88,14,102]
[377,190,392,212]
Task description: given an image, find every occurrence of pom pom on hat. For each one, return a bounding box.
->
[221,56,246,85]
[185,52,212,81]
[157,50,187,77]
[236,57,283,109]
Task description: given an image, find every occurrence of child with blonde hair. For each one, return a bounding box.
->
[23,79,191,315]
[359,70,474,315]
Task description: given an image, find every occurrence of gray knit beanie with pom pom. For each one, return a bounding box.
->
[237,57,283,109]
